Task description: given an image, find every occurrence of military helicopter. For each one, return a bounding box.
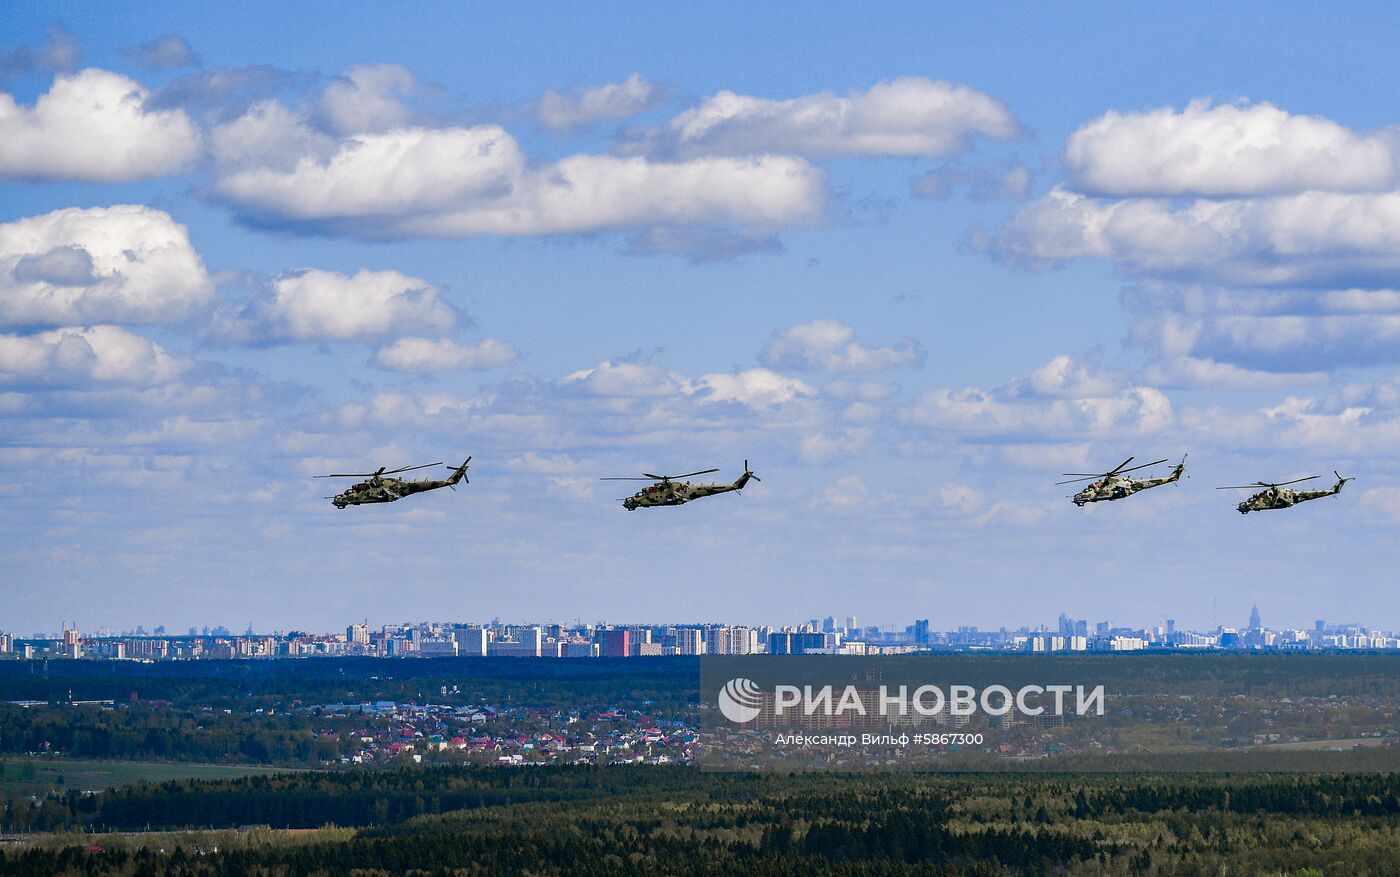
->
[602,461,760,510]
[1057,455,1187,507]
[1217,471,1351,514]
[316,458,471,509]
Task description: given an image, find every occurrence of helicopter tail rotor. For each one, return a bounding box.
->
[447,457,471,489]
[732,460,760,492]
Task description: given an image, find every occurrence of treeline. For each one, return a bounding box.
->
[3,765,721,832]
[16,764,1400,835]
[0,657,700,713]
[9,767,1400,874]
[0,704,358,768]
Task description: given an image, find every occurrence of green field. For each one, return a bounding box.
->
[0,757,292,797]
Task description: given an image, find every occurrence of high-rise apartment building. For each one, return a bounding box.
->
[597,629,630,657]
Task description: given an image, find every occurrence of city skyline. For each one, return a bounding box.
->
[7,602,1389,654]
[7,4,1400,631]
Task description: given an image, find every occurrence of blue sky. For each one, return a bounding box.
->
[4,2,1400,635]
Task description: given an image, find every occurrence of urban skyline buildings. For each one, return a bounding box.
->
[4,603,1395,661]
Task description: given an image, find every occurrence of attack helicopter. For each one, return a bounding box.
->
[316,458,471,509]
[602,461,760,510]
[1057,455,1187,507]
[1217,472,1351,514]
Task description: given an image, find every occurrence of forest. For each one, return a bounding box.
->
[5,766,1400,875]
[4,656,1400,873]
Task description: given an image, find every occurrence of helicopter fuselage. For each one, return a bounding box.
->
[1237,478,1346,514]
[623,472,754,510]
[1072,463,1184,506]
[330,461,469,508]
[334,476,442,508]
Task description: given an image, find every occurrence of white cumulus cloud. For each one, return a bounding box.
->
[315,64,417,135]
[536,73,665,131]
[698,368,815,408]
[210,268,457,344]
[760,319,925,373]
[0,69,201,181]
[564,360,690,398]
[992,187,1400,285]
[213,124,523,223]
[212,122,825,242]
[374,337,519,373]
[643,77,1018,158]
[0,325,189,386]
[0,205,213,328]
[209,100,336,172]
[902,356,1173,440]
[1138,356,1329,390]
[1124,283,1400,371]
[1066,99,1398,197]
[1023,354,1120,398]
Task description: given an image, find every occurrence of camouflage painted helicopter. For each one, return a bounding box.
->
[316,458,471,509]
[1217,471,1352,514]
[602,461,760,510]
[1057,455,1187,507]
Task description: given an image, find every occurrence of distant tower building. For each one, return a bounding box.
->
[1315,619,1326,633]
[62,625,81,659]
[1249,605,1262,629]
[348,622,370,646]
[674,628,705,655]
[597,629,630,658]
[845,616,858,632]
[913,619,930,644]
[452,626,489,657]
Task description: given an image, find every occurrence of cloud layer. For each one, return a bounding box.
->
[0,325,188,386]
[761,319,925,373]
[374,337,519,373]
[211,268,458,344]
[536,73,665,130]
[0,69,201,181]
[1066,100,1397,197]
[642,78,1018,158]
[0,205,213,328]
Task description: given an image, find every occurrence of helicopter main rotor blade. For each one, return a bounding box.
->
[1218,475,1321,489]
[1060,455,1139,478]
[672,468,719,479]
[1059,457,1169,484]
[600,476,655,481]
[1055,475,1104,486]
[1104,456,1135,477]
[1115,458,1169,475]
[316,461,444,478]
[380,461,444,476]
